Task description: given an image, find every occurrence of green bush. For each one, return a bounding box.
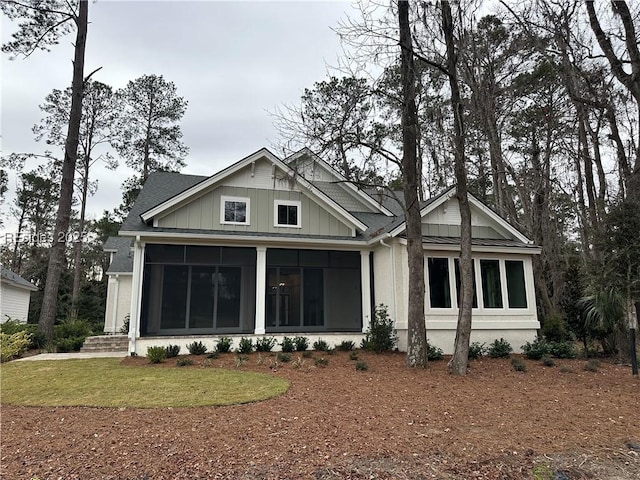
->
[207,351,220,359]
[120,315,130,334]
[0,320,45,350]
[355,361,368,371]
[522,338,551,360]
[216,337,232,353]
[313,339,330,352]
[187,341,207,355]
[541,355,555,367]
[255,337,276,352]
[176,358,193,367]
[550,341,577,359]
[511,357,527,372]
[276,352,291,363]
[584,359,601,372]
[280,336,295,353]
[427,342,444,361]
[315,357,328,367]
[0,331,32,362]
[237,337,254,354]
[337,340,355,351]
[488,338,512,358]
[55,336,85,353]
[54,318,92,340]
[468,342,486,360]
[294,336,309,351]
[165,344,181,358]
[146,346,166,364]
[349,351,359,361]
[362,304,398,353]
[541,314,569,342]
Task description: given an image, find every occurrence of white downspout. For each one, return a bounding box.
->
[378,235,397,322]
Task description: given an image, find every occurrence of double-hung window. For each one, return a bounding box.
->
[221,196,250,225]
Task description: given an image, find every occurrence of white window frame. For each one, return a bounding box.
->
[274,200,302,228]
[220,196,250,225]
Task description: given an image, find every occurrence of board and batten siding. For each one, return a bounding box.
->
[157,186,353,236]
[422,198,512,239]
[0,284,32,323]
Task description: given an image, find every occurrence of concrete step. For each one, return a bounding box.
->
[81,335,128,353]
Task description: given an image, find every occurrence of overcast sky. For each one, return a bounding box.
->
[1,0,355,232]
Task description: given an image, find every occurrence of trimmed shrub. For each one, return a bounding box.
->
[362,304,397,353]
[584,359,601,372]
[468,342,486,360]
[349,351,359,361]
[276,352,291,363]
[313,339,330,352]
[541,314,569,342]
[294,336,309,351]
[541,355,555,367]
[176,358,193,367]
[280,336,295,353]
[165,344,181,358]
[522,338,551,360]
[55,337,84,353]
[355,361,368,371]
[146,346,166,364]
[207,351,220,359]
[488,338,512,358]
[215,337,232,353]
[511,357,527,372]
[187,341,207,355]
[550,341,577,359]
[337,340,355,351]
[255,337,276,352]
[427,342,444,361]
[237,337,254,354]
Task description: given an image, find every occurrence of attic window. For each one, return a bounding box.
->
[274,200,301,228]
[221,196,250,225]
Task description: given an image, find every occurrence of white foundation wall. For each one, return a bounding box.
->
[134,333,365,355]
[104,274,132,334]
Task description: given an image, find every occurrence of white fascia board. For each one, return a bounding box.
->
[1,279,39,291]
[467,195,533,244]
[119,230,369,249]
[395,238,541,255]
[106,271,133,276]
[140,148,277,222]
[286,148,394,216]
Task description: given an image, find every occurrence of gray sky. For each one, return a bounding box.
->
[1,0,354,232]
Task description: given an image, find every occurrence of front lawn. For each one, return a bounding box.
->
[0,358,288,408]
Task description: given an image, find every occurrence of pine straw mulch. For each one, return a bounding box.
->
[1,351,639,479]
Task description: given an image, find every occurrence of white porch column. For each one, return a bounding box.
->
[128,238,144,354]
[361,250,372,333]
[112,274,120,334]
[254,246,267,334]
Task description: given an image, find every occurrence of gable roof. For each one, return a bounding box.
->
[1,267,38,292]
[138,148,368,233]
[284,148,394,216]
[387,186,534,245]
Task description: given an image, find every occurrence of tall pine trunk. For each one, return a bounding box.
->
[38,0,88,342]
[399,0,427,368]
[442,0,473,375]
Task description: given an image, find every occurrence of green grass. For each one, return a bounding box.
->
[0,358,289,408]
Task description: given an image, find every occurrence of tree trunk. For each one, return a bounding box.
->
[399,0,427,368]
[442,0,473,376]
[70,152,90,319]
[38,0,88,343]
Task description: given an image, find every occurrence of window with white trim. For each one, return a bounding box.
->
[221,196,250,225]
[426,256,528,310]
[274,200,301,228]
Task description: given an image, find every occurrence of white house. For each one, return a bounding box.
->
[103,148,540,354]
[1,267,38,323]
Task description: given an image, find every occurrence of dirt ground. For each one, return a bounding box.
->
[1,351,639,479]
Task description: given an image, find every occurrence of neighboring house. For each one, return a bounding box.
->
[1,267,38,323]
[104,148,540,354]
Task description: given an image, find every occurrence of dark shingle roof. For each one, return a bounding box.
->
[104,236,134,273]
[1,267,38,291]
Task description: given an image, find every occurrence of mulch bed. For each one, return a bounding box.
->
[2,351,639,479]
